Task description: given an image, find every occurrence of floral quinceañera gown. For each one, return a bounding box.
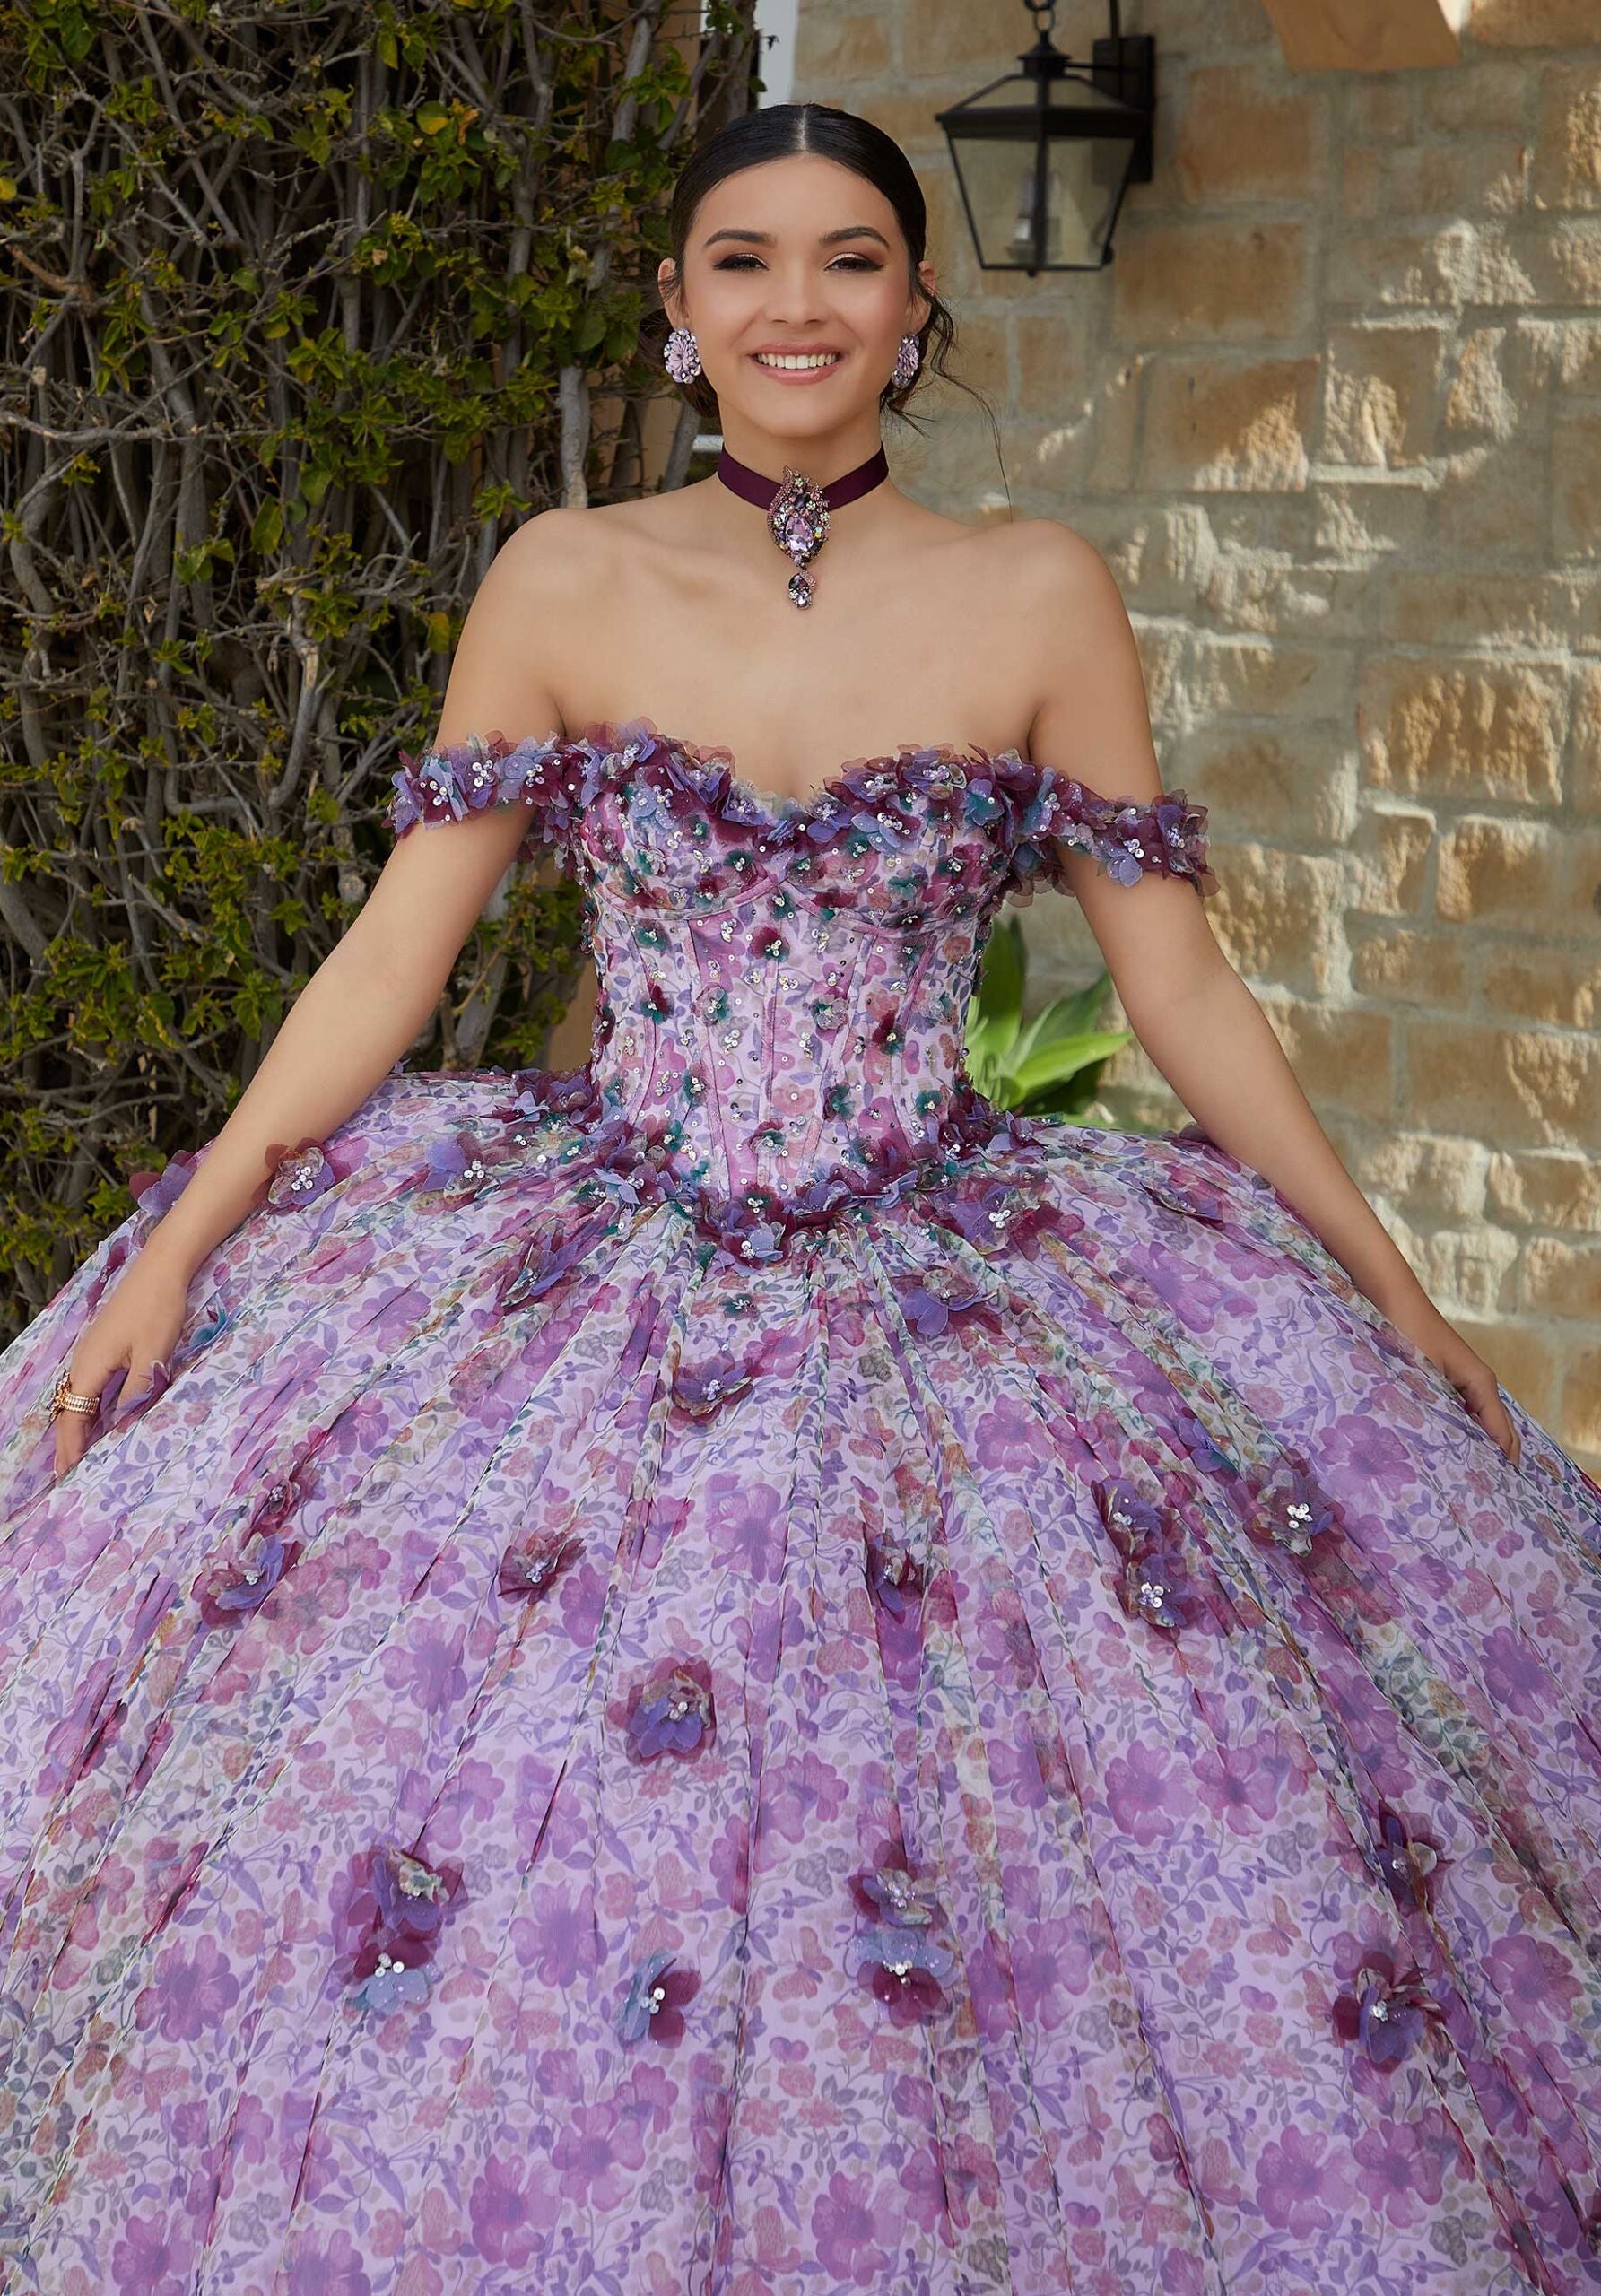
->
[1,713,1599,2296]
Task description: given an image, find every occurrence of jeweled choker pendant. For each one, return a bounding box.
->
[715,443,890,609]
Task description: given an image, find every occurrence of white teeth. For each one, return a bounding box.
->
[754,352,841,370]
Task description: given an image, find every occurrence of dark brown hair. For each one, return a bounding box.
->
[641,100,984,436]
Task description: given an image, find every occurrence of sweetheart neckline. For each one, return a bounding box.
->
[557,714,1040,822]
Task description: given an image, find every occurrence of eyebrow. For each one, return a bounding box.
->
[700,225,892,250]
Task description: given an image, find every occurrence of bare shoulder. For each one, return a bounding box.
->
[989,516,1128,621]
[478,503,605,610]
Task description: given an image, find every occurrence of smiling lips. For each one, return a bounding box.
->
[752,350,844,373]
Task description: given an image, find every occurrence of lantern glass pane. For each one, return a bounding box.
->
[953,128,1134,268]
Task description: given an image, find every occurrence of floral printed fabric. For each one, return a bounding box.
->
[1,713,1598,2296]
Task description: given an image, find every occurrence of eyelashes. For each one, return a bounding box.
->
[712,254,880,273]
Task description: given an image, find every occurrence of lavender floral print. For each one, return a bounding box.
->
[0,714,1598,2294]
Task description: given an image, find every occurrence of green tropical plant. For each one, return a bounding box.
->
[963,914,1134,1119]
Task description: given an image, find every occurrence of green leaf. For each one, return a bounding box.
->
[964,917,1024,1070]
[1010,1030,1133,1101]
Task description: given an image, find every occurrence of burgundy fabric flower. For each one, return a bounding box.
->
[848,1926,955,2026]
[843,1847,953,2025]
[497,1528,581,1604]
[622,1657,717,1762]
[617,1950,701,2045]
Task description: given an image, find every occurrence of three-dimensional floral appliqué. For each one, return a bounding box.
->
[844,1845,955,2026]
[337,1843,467,2014]
[617,1948,701,2045]
[620,1657,718,1762]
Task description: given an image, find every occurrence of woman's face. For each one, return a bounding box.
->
[658,152,935,440]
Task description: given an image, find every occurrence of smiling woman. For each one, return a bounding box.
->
[4,91,1601,2296]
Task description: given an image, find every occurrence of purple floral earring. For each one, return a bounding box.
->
[665,326,701,385]
[892,332,920,389]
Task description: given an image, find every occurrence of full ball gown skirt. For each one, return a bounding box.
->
[1,716,1598,2296]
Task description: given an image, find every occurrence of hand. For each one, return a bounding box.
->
[1382,1295,1521,1467]
[51,1255,194,1481]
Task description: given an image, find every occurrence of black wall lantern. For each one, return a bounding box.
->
[935,1,1156,275]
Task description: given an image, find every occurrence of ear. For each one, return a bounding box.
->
[909,261,935,329]
[657,259,683,326]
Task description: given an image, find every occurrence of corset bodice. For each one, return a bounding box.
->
[388,716,1214,1254]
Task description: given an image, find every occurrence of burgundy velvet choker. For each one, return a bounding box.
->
[715,442,890,608]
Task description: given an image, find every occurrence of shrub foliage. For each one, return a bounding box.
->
[0,0,756,1326]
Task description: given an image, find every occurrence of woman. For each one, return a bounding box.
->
[3,99,1597,2296]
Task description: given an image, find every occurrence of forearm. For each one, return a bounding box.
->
[136,937,445,1283]
[1121,957,1430,1317]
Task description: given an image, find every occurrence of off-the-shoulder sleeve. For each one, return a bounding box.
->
[387,729,579,866]
[1005,763,1217,904]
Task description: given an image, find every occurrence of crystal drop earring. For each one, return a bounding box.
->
[892,332,920,389]
[664,326,701,385]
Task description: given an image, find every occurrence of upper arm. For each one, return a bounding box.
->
[1018,522,1224,1004]
[348,509,586,982]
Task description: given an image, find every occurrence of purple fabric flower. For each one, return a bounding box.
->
[847,1924,955,2025]
[671,1350,755,1419]
[261,1135,359,1213]
[497,1528,580,1603]
[1372,1803,1444,1912]
[1331,1952,1440,2068]
[622,1658,717,1762]
[1172,1405,1234,1475]
[893,1274,986,1339]
[865,1534,926,1620]
[1094,1475,1197,1632]
[420,1127,517,1196]
[195,1529,301,1629]
[1247,1459,1340,1558]
[848,1853,941,1929]
[617,1949,700,2045]
[499,1213,610,1312]
[245,1434,329,1532]
[128,1146,201,1222]
[931,1175,1057,1257]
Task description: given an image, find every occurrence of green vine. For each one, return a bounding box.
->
[0,0,759,1328]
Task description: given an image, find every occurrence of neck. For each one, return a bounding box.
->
[715,415,889,490]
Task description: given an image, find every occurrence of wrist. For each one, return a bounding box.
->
[133,1215,208,1287]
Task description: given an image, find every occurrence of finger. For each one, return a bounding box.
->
[49,1350,115,1478]
[53,1405,99,1479]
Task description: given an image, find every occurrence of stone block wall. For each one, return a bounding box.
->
[792,0,1601,1467]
